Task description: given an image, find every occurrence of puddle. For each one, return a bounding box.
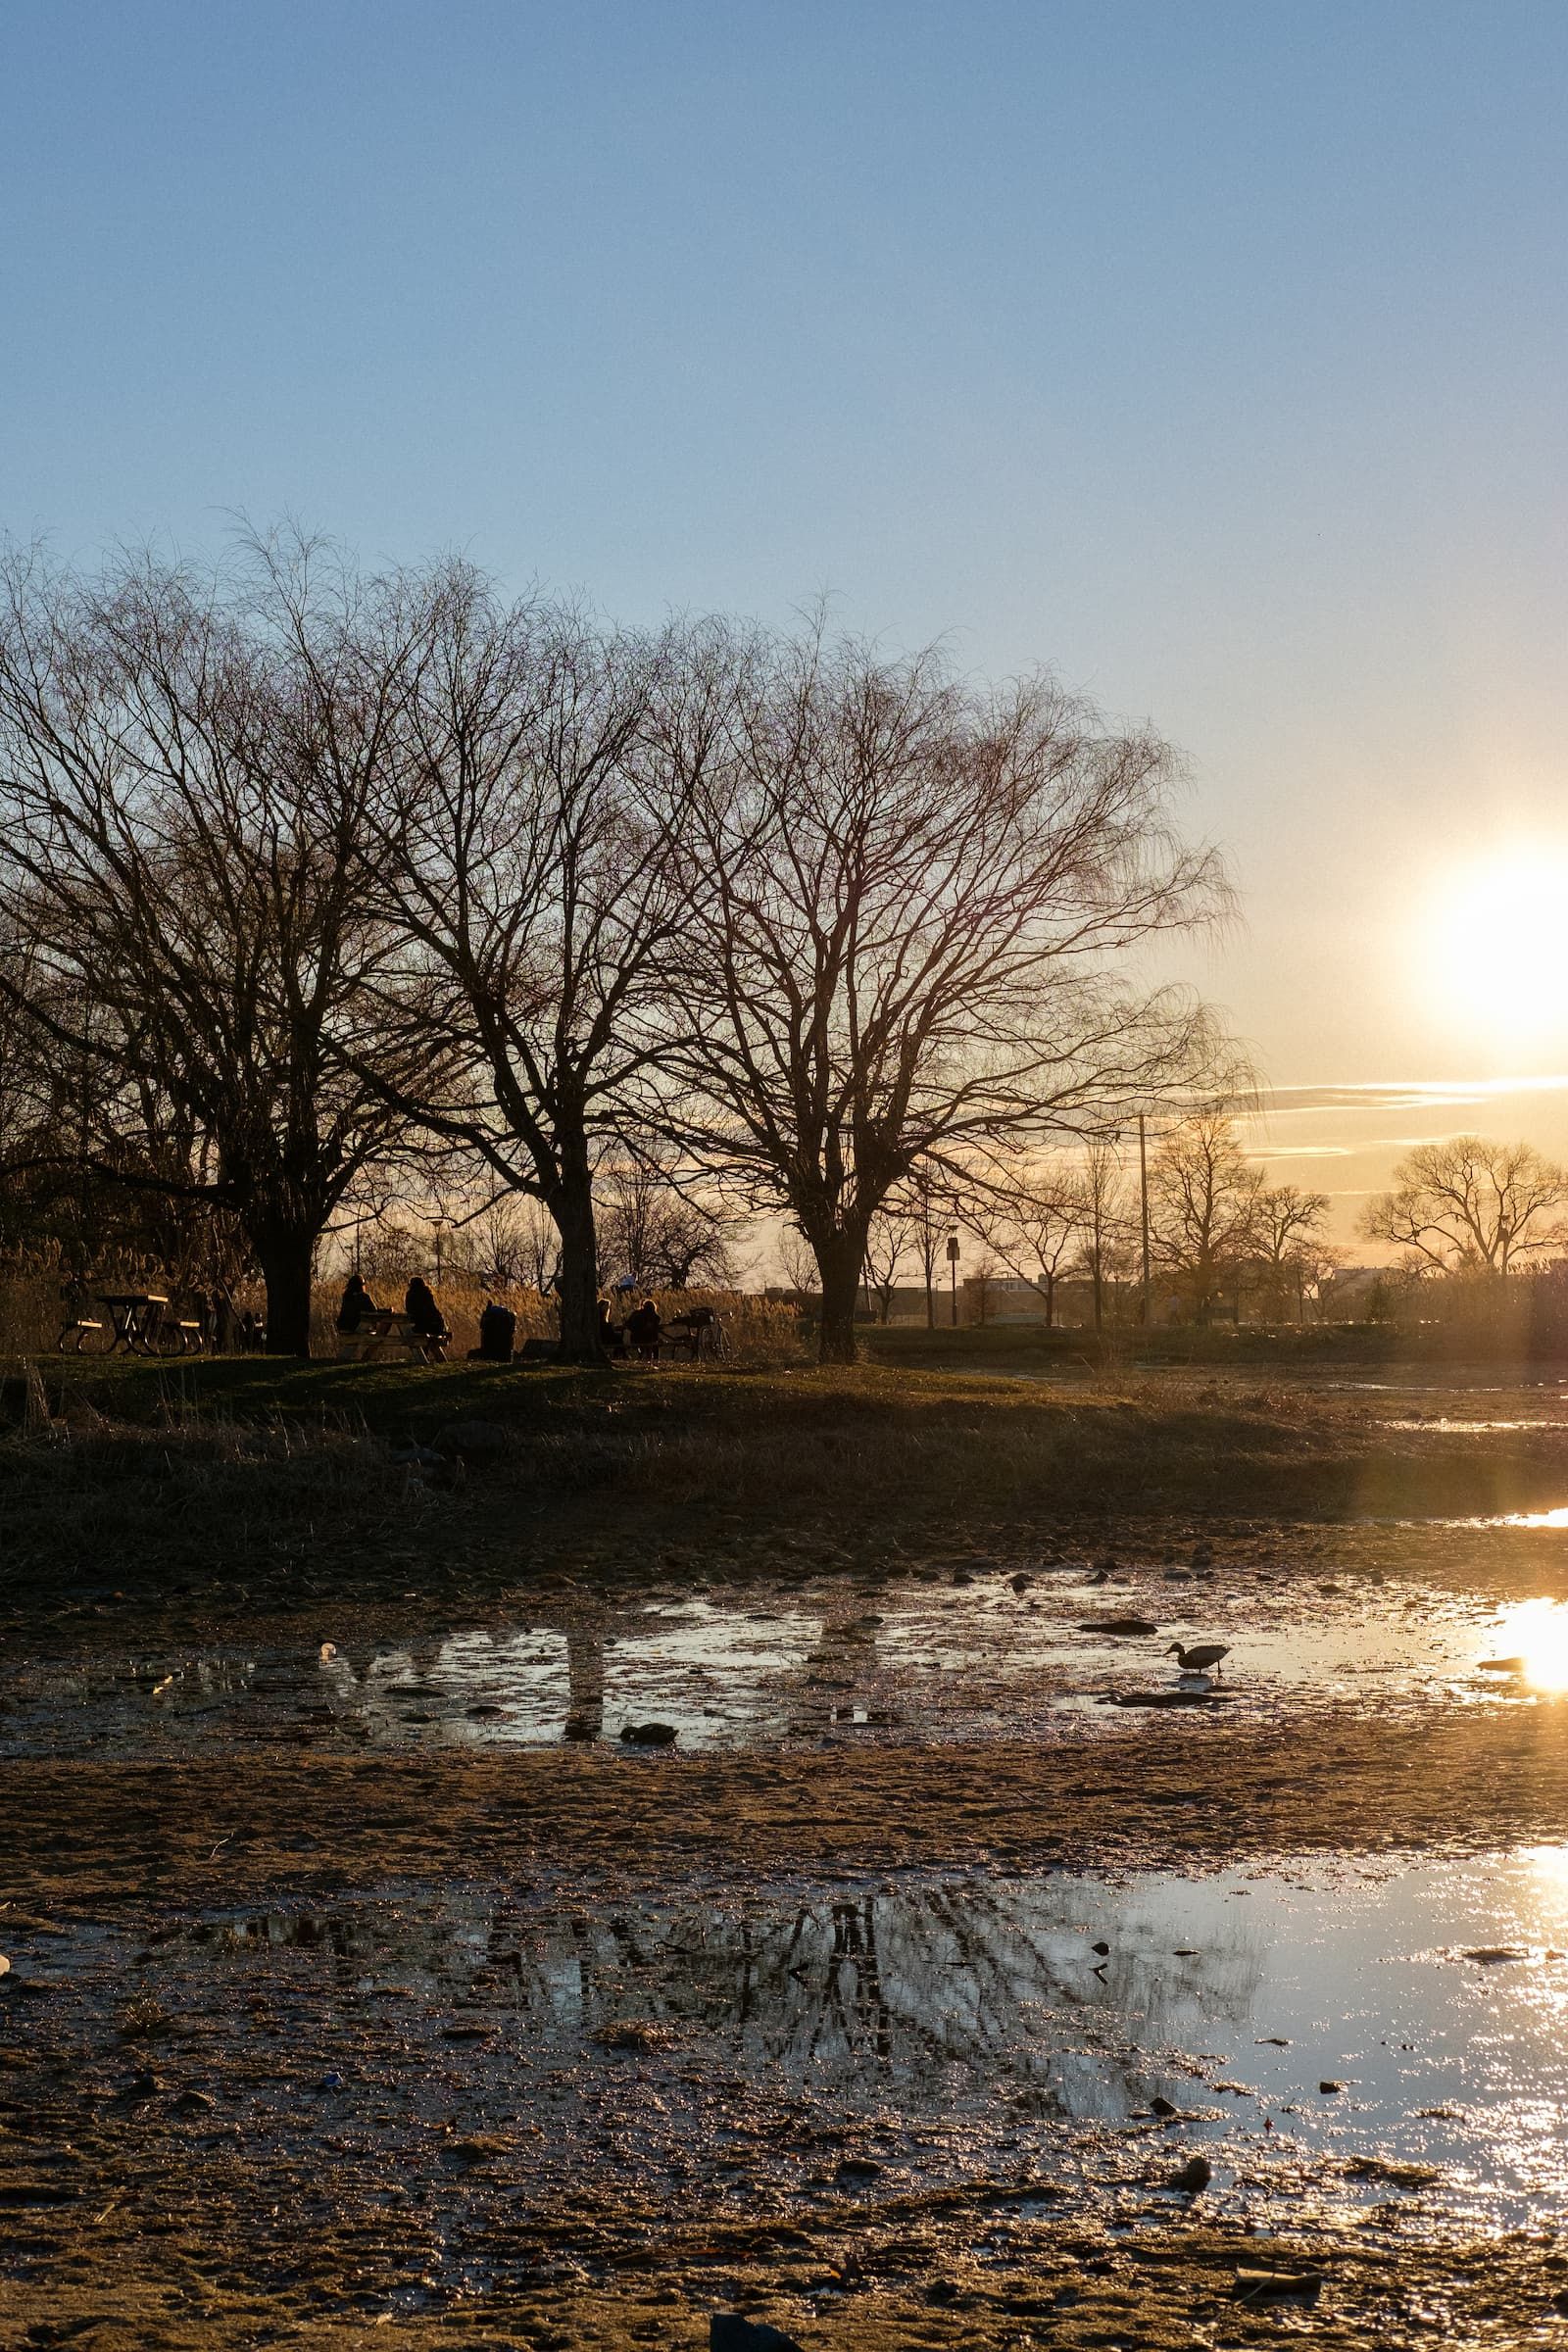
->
[16,1847,1568,2230]
[1385,1419,1568,1434]
[9,1575,1568,1756]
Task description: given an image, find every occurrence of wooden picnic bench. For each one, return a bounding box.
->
[337,1310,448,1364]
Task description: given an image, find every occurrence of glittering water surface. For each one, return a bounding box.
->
[22,1847,1568,2230]
[12,1574,1568,1752]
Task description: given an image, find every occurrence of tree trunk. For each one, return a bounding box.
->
[814,1233,865,1365]
[1043,1271,1054,1330]
[553,1154,605,1365]
[254,1226,318,1357]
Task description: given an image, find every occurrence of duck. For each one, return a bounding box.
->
[1167,1641,1230,1679]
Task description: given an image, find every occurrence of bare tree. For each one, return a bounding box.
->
[356,564,693,1362]
[667,625,1225,1360]
[775,1225,820,1296]
[861,1199,912,1323]
[1077,1135,1133,1332]
[447,1190,561,1294]
[597,1152,740,1291]
[1359,1137,1568,1276]
[1148,1111,1261,1324]
[965,1163,1083,1328]
[0,542,429,1352]
[1251,1181,1333,1320]
[887,1159,956,1330]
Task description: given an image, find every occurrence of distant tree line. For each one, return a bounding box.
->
[0,534,1229,1360]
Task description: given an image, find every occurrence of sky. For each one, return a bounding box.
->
[3,1,1566,1247]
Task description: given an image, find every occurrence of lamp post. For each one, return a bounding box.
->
[1139,1113,1152,1328]
[947,1232,960,1327]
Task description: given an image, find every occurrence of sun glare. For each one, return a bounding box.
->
[1427,850,1568,1050]
[1487,1599,1568,1693]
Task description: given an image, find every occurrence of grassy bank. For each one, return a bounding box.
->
[3,1353,1567,1602]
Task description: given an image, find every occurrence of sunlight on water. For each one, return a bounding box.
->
[130,1843,1568,2229]
[1480,1598,1568,1690]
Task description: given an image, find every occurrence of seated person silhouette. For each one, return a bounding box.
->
[469,1299,517,1363]
[404,1275,451,1357]
[596,1297,626,1357]
[337,1273,378,1333]
[624,1297,662,1360]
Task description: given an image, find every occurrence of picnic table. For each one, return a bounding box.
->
[337,1310,448,1364]
[92,1293,203,1356]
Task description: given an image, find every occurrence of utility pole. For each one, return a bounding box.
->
[1139,1113,1152,1328]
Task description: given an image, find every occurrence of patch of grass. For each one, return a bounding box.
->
[2,1353,1566,1609]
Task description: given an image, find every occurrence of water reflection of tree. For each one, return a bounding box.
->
[283,1877,1266,2125]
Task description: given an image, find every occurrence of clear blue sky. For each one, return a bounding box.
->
[5,3,1567,1221]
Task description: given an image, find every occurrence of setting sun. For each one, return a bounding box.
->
[1426,850,1568,1052]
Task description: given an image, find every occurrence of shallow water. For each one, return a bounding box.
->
[9,1571,1568,1754]
[17,1846,1568,2230]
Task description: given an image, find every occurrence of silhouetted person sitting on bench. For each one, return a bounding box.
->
[337,1273,378,1333]
[404,1275,450,1358]
[596,1298,626,1358]
[625,1298,662,1360]
[469,1299,517,1363]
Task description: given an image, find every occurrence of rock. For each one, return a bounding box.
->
[620,1721,678,1746]
[1169,2154,1211,2193]
[389,1443,444,1470]
[1112,1690,1223,1708]
[1091,1940,1110,1956]
[710,2319,807,2352]
[433,1419,512,1461]
[1318,2079,1343,2094]
[1236,2268,1322,2302]
[1150,2095,1180,2118]
[563,1717,598,1741]
[174,2088,217,2113]
[1461,1945,1529,1964]
[951,1567,975,1586]
[1191,1542,1214,1566]
[1010,1573,1033,1592]
[834,2156,883,2182]
[1077,1616,1158,1636]
[466,1703,505,1719]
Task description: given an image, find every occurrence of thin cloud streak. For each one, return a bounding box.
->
[1259,1076,1568,1117]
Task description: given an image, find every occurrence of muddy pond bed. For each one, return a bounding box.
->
[11,1370,1568,2346]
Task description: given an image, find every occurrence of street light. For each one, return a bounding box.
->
[947,1232,960,1327]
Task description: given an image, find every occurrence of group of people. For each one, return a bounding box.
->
[337,1271,452,1358]
[596,1295,663,1358]
[337,1274,676,1365]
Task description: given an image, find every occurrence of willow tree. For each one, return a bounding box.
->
[0,541,429,1353]
[666,626,1227,1362]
